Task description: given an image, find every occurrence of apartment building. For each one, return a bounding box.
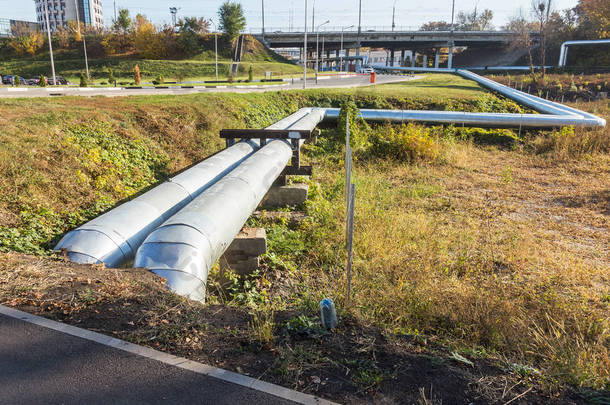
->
[34,0,103,31]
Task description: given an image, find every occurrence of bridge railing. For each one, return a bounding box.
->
[250,25,506,34]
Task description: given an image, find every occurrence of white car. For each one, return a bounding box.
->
[359,67,375,74]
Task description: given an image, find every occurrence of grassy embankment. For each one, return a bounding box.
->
[0,36,305,85]
[0,73,608,403]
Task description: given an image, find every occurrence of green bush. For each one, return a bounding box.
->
[337,100,370,149]
[369,123,439,162]
[79,73,87,87]
[38,74,47,87]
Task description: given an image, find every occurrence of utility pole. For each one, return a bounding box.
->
[356,0,362,72]
[340,25,353,72]
[114,0,117,23]
[316,20,329,84]
[74,0,90,80]
[303,0,308,89]
[448,0,455,68]
[311,0,315,33]
[392,0,397,31]
[43,0,56,86]
[211,20,219,81]
[261,0,265,39]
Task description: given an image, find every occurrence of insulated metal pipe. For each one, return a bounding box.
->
[558,39,610,67]
[54,111,311,266]
[133,109,326,300]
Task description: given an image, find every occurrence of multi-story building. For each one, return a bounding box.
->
[34,0,103,31]
[0,18,39,37]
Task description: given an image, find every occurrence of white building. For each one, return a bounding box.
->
[34,0,103,31]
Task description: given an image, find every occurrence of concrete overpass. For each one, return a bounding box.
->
[256,29,533,70]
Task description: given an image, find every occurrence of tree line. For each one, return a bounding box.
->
[3,1,247,60]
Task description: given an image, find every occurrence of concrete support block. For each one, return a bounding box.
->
[411,53,416,67]
[220,227,267,276]
[434,51,440,68]
[423,54,428,68]
[390,49,395,66]
[260,184,309,208]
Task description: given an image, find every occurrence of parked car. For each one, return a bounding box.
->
[26,77,44,86]
[358,67,375,74]
[47,76,69,85]
[2,75,26,85]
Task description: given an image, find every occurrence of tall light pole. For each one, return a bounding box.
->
[303,0,308,89]
[42,0,56,86]
[311,0,315,33]
[210,20,219,81]
[356,0,362,71]
[392,0,398,31]
[74,0,90,80]
[340,24,353,72]
[448,0,455,68]
[316,20,329,83]
[261,0,265,39]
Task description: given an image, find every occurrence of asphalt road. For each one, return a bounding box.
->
[0,313,296,405]
[0,74,414,98]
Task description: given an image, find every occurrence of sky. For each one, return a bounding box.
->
[9,0,579,31]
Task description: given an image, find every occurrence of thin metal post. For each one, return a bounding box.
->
[43,0,56,86]
[261,0,265,39]
[74,0,89,80]
[303,0,308,89]
[346,183,355,308]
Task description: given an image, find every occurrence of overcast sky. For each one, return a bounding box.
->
[10,0,579,30]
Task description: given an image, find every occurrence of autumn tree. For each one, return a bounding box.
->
[133,14,165,59]
[218,1,246,42]
[456,8,494,30]
[574,0,610,38]
[505,13,538,76]
[114,8,132,33]
[532,0,553,78]
[134,64,141,85]
[9,24,44,56]
[420,21,452,31]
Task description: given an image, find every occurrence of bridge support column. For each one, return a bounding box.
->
[447,42,454,69]
[401,50,406,66]
[411,53,416,67]
[355,42,361,72]
[434,50,440,69]
[335,50,340,71]
[345,48,350,71]
[390,49,395,67]
[423,54,428,68]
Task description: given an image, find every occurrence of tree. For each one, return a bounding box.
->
[114,8,132,33]
[108,68,115,85]
[457,8,494,30]
[574,0,610,38]
[420,21,452,31]
[505,13,538,77]
[134,14,165,59]
[532,0,553,78]
[8,24,44,56]
[218,1,246,42]
[177,17,210,55]
[134,64,141,85]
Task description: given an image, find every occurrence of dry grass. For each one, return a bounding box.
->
[286,114,610,390]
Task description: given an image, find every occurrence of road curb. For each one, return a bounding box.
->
[0,305,335,405]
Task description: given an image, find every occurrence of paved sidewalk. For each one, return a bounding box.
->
[0,74,417,98]
[0,307,330,405]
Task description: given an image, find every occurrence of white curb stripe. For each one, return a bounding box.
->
[0,305,334,405]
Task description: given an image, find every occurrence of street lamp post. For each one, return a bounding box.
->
[316,20,329,84]
[74,0,90,80]
[303,0,308,89]
[261,0,265,39]
[392,0,398,31]
[448,0,455,68]
[210,20,219,81]
[356,0,362,72]
[340,25,354,72]
[42,0,56,86]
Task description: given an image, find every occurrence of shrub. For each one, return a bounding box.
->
[337,100,370,149]
[369,123,439,162]
[38,74,47,87]
[134,64,141,85]
[152,75,164,85]
[247,65,253,82]
[108,68,115,85]
[79,73,87,87]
